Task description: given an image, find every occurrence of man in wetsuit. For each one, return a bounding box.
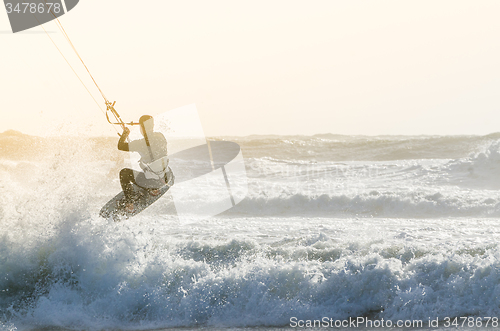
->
[118,115,172,212]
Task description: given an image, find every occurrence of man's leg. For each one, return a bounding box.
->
[120,168,140,202]
[135,173,165,189]
[165,167,175,186]
[148,169,175,196]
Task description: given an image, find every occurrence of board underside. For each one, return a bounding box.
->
[100,184,171,221]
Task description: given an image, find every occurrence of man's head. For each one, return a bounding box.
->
[139,115,154,137]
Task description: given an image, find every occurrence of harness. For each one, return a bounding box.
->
[141,156,171,181]
[141,126,171,183]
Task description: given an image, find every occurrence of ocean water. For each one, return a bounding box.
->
[1,130,500,330]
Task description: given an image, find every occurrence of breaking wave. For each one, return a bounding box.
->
[2,130,500,329]
[1,216,500,329]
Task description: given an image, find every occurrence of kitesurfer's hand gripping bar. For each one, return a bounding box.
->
[105,100,139,136]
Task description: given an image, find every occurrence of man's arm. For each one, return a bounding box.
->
[118,127,130,151]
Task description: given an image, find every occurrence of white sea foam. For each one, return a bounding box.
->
[1,132,500,329]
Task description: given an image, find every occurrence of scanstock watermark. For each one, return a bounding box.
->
[4,0,79,33]
[290,316,499,328]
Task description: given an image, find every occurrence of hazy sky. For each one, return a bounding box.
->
[1,0,500,137]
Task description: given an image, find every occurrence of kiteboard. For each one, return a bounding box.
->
[100,173,174,221]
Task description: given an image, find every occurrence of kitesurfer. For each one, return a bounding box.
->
[118,115,173,213]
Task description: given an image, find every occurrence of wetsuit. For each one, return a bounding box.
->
[118,129,171,202]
